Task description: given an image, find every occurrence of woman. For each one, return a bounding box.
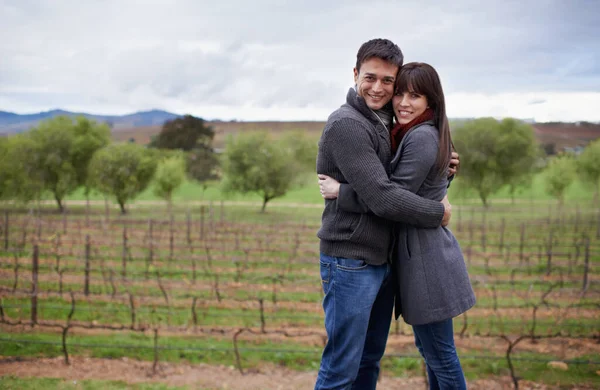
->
[318,62,475,389]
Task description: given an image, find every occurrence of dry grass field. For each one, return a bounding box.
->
[532,122,600,150]
[112,121,327,149]
[112,120,600,151]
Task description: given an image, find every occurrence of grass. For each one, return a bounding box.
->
[0,296,324,328]
[1,292,597,338]
[0,376,188,390]
[382,353,600,385]
[2,259,594,302]
[459,352,600,385]
[55,176,324,206]
[2,183,599,387]
[26,168,598,210]
[0,329,321,370]
[448,173,597,204]
[1,330,599,387]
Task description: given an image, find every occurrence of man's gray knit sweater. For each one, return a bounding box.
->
[316,88,445,265]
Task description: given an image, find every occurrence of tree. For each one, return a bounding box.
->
[28,116,79,212]
[71,117,111,189]
[0,134,45,203]
[153,155,187,212]
[187,147,220,193]
[5,133,44,203]
[452,117,538,206]
[149,114,219,191]
[0,137,14,200]
[452,118,504,206]
[221,132,312,212]
[279,130,319,172]
[542,142,557,156]
[88,143,157,214]
[25,116,111,212]
[149,114,214,151]
[495,118,540,202]
[577,139,600,205]
[544,154,577,205]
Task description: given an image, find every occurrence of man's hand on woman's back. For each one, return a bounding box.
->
[441,195,452,226]
[448,151,460,176]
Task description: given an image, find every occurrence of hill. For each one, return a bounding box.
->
[2,109,599,151]
[0,109,179,133]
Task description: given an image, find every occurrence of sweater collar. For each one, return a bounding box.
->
[346,87,394,129]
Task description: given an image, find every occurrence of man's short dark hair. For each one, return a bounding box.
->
[356,38,404,72]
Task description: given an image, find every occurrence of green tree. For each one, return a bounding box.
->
[25,116,111,212]
[187,147,220,193]
[149,114,214,151]
[577,139,600,205]
[279,130,319,172]
[0,137,13,200]
[2,134,45,203]
[542,142,557,156]
[452,118,503,206]
[88,143,157,214]
[28,116,79,212]
[71,117,111,189]
[153,155,187,212]
[221,132,309,212]
[452,117,538,206]
[149,114,219,192]
[495,118,540,202]
[544,154,577,204]
[70,117,111,215]
[0,136,29,202]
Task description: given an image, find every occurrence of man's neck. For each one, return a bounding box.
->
[372,108,393,129]
[352,85,393,129]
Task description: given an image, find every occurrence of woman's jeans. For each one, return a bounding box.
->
[413,318,467,390]
[315,254,395,390]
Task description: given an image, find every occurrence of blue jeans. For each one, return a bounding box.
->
[413,318,467,390]
[315,254,395,390]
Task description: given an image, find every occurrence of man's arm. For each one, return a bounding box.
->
[334,128,444,219]
[337,182,370,214]
[322,118,447,227]
[334,148,456,200]
[317,174,371,213]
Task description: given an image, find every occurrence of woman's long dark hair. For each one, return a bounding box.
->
[395,62,454,177]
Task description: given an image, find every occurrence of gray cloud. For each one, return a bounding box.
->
[1,0,599,119]
[528,99,547,105]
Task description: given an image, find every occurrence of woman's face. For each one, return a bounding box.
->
[393,90,428,125]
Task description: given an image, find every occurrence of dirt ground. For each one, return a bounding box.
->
[0,356,585,390]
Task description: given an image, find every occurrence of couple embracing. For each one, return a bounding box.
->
[315,38,476,390]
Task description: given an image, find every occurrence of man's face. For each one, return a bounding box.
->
[353,57,398,111]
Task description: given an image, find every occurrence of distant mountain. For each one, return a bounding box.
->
[0,109,181,133]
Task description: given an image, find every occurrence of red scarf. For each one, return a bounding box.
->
[390,108,435,154]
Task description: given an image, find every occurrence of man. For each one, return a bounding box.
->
[315,38,453,390]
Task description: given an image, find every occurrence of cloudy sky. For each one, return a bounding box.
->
[1,0,599,122]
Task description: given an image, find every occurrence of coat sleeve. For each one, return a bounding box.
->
[321,118,443,227]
